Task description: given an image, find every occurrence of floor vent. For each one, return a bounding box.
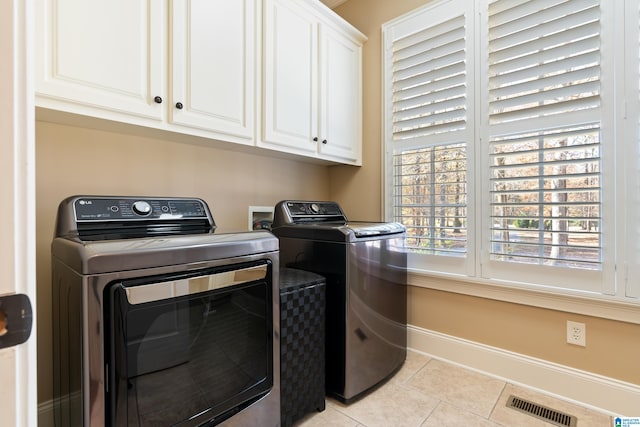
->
[506,395,578,427]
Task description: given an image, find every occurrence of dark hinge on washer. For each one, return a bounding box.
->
[506,395,578,427]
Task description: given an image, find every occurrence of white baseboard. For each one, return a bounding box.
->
[408,324,640,416]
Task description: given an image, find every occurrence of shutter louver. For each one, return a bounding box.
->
[392,14,467,140]
[488,0,601,125]
[489,125,601,268]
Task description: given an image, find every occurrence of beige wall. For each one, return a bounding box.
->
[409,287,640,385]
[333,0,640,388]
[36,120,331,403]
[330,0,432,220]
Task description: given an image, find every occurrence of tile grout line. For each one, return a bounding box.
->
[418,400,444,427]
[488,382,510,427]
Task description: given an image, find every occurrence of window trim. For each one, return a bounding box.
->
[409,271,640,325]
[621,0,640,299]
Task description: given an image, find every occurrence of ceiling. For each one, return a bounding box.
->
[321,0,348,9]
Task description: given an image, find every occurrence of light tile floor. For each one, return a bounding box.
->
[294,351,613,427]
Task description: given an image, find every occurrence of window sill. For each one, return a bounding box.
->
[408,269,640,325]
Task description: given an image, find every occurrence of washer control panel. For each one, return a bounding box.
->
[285,201,344,219]
[271,201,347,226]
[73,197,209,222]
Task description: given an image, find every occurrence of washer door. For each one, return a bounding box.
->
[104,261,274,426]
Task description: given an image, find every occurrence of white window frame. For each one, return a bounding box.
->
[621,0,640,299]
[383,0,639,308]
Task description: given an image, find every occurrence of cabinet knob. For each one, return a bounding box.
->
[153,96,163,104]
[322,139,327,144]
[313,137,318,142]
[175,102,184,110]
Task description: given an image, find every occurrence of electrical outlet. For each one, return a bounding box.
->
[566,320,586,347]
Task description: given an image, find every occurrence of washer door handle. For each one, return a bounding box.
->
[0,294,33,350]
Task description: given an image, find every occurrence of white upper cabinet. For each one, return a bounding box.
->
[35,0,365,164]
[170,0,255,142]
[262,0,318,155]
[36,0,256,145]
[36,0,166,121]
[261,0,366,165]
[318,24,363,164]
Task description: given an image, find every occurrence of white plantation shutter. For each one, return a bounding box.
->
[384,0,474,274]
[488,0,601,128]
[485,0,607,284]
[384,0,624,298]
[392,14,467,139]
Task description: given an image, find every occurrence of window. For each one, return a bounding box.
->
[488,125,601,270]
[393,143,468,258]
[383,0,632,299]
[384,0,475,275]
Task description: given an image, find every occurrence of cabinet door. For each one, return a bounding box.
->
[318,25,363,165]
[171,0,255,143]
[262,0,318,155]
[36,0,165,120]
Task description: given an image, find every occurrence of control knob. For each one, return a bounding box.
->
[132,201,152,216]
[309,203,320,214]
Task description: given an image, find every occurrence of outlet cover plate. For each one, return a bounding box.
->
[566,320,586,347]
